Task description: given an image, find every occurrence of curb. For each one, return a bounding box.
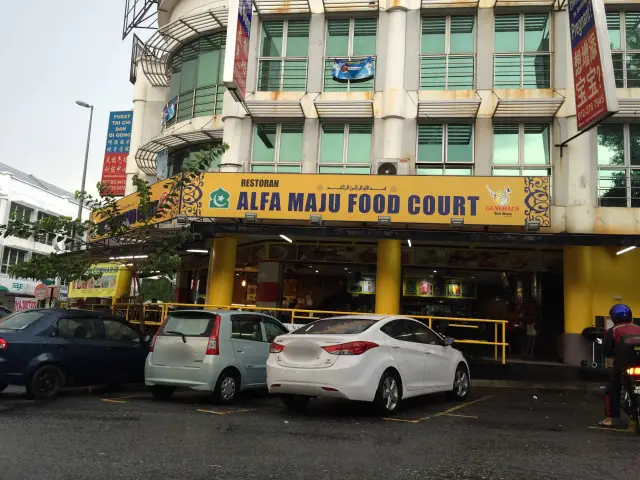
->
[473,379,604,392]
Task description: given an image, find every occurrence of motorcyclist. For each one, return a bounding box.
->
[599,304,640,428]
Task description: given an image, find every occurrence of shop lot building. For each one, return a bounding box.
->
[119,0,640,365]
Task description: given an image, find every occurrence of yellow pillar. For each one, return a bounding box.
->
[563,246,593,365]
[205,237,237,306]
[112,266,133,305]
[375,239,401,315]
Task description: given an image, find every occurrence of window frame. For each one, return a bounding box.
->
[323,17,378,92]
[55,317,101,341]
[9,203,34,240]
[261,317,288,343]
[230,314,266,343]
[102,318,141,343]
[35,212,57,246]
[493,12,552,89]
[607,11,640,88]
[317,123,373,174]
[416,123,475,175]
[491,123,553,176]
[250,123,304,173]
[597,122,640,207]
[257,19,310,92]
[1,247,29,274]
[420,15,476,90]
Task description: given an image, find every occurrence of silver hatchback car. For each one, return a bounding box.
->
[145,310,289,403]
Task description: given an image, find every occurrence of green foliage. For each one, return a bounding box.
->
[8,252,94,283]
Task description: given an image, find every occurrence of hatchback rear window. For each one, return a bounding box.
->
[161,313,216,337]
[0,311,47,330]
[291,318,378,335]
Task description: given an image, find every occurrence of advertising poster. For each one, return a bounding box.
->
[15,297,38,312]
[101,111,132,196]
[68,264,123,298]
[224,0,252,102]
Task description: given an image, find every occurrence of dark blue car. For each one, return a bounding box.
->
[0,309,150,399]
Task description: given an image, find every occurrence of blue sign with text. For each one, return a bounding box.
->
[332,57,375,82]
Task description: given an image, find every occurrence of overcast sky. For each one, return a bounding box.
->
[0,1,145,197]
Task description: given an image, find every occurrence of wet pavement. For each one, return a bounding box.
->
[0,384,637,480]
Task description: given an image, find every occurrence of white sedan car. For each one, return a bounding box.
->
[266,315,470,414]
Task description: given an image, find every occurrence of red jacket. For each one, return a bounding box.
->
[603,321,640,357]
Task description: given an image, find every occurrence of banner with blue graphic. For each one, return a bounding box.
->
[331,57,374,82]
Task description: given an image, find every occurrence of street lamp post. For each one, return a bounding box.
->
[76,101,94,220]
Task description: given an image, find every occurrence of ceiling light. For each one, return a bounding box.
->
[280,234,293,243]
[617,246,636,256]
[524,219,541,232]
[450,218,464,229]
[407,239,412,248]
[186,249,208,254]
[245,212,257,223]
[315,270,319,273]
[433,270,437,273]
[241,279,247,287]
[309,214,323,226]
[378,216,391,227]
[344,267,348,270]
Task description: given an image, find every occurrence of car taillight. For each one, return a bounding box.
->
[269,342,285,353]
[626,367,640,376]
[206,315,222,355]
[322,341,378,355]
[0,338,7,350]
[149,329,159,352]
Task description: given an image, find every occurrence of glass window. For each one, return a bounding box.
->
[0,311,47,331]
[494,13,551,89]
[492,124,551,176]
[421,16,475,90]
[9,203,34,239]
[103,319,140,342]
[1,247,28,274]
[325,18,377,92]
[161,313,215,337]
[381,320,414,342]
[417,124,473,175]
[291,317,378,335]
[35,212,57,245]
[167,143,222,176]
[598,123,640,207]
[258,20,309,92]
[263,319,288,343]
[607,12,640,88]
[408,321,443,346]
[231,315,264,342]
[251,124,303,172]
[319,124,372,174]
[165,32,226,127]
[56,318,100,340]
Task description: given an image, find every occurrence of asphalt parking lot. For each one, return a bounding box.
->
[0,384,637,480]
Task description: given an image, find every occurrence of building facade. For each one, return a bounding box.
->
[124,0,640,365]
[0,162,90,304]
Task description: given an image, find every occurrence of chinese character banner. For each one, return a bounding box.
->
[101,111,132,196]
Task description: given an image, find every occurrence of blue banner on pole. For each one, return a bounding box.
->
[331,57,374,82]
[163,101,176,123]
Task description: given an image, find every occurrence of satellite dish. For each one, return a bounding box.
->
[377,162,397,175]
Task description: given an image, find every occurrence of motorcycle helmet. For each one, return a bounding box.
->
[609,304,632,324]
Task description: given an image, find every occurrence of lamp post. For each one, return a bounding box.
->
[75,100,94,220]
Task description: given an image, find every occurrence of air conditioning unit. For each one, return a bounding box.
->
[375,159,409,175]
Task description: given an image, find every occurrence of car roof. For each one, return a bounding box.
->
[43,308,124,320]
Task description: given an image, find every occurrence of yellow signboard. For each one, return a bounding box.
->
[69,263,128,298]
[185,173,550,227]
[89,178,178,241]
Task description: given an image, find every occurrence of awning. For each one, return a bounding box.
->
[493,90,565,119]
[417,91,482,119]
[420,0,479,8]
[136,128,223,175]
[141,8,228,87]
[314,93,374,118]
[0,277,39,296]
[322,0,378,12]
[494,0,556,7]
[614,97,640,118]
[253,0,310,15]
[244,100,305,118]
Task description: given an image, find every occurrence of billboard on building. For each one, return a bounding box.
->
[101,111,133,196]
[568,0,618,131]
[223,0,252,103]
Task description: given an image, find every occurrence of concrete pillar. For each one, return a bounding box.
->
[375,239,401,315]
[221,92,250,173]
[563,246,593,365]
[205,237,237,305]
[174,269,190,303]
[307,14,326,93]
[302,118,320,174]
[126,64,149,195]
[475,6,495,90]
[114,266,133,303]
[256,261,284,308]
[474,118,493,176]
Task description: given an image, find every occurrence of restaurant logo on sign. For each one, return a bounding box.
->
[568,0,618,131]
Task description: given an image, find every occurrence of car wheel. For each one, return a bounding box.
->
[151,386,175,401]
[447,364,470,401]
[281,394,310,411]
[0,382,7,394]
[28,365,65,401]
[374,370,401,415]
[213,370,239,405]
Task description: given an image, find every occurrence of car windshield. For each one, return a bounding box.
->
[291,318,378,335]
[161,313,215,337]
[0,311,47,330]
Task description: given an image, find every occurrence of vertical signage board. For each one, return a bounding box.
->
[223,0,252,103]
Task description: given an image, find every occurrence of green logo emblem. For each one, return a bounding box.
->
[210,187,230,209]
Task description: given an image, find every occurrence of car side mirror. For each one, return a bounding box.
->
[444,337,455,347]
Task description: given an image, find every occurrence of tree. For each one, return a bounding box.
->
[1,143,228,329]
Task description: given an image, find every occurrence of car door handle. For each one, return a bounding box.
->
[424,351,432,355]
[237,350,244,353]
[390,345,400,349]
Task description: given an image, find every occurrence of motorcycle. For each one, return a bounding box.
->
[583,327,640,433]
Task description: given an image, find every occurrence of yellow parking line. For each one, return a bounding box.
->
[383,417,422,424]
[196,408,255,415]
[444,413,479,419]
[433,395,493,417]
[102,399,128,404]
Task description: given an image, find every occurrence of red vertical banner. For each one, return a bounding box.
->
[224,0,252,103]
[101,111,132,196]
[569,0,618,131]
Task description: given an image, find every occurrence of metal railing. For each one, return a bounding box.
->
[163,84,225,128]
[257,58,309,92]
[67,302,509,364]
[493,53,551,89]
[420,55,475,90]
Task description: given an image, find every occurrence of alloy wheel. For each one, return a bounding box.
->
[382,376,399,412]
[454,370,469,398]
